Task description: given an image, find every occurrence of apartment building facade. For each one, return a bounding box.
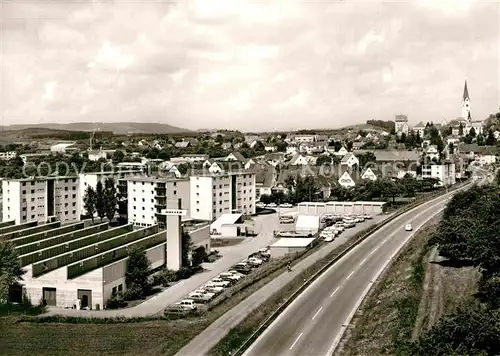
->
[126,176,190,228]
[190,171,256,221]
[2,176,80,225]
[422,163,456,187]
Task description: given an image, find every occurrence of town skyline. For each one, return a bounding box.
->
[1,0,499,131]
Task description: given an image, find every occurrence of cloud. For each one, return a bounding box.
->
[1,0,499,131]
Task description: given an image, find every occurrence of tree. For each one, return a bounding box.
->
[346,141,353,151]
[316,155,332,166]
[125,246,151,299]
[95,180,106,222]
[469,127,476,137]
[275,141,288,152]
[192,246,208,267]
[111,150,125,164]
[459,123,464,136]
[104,177,117,222]
[485,130,496,145]
[181,231,193,268]
[259,194,272,205]
[0,241,25,303]
[358,152,376,169]
[83,186,97,222]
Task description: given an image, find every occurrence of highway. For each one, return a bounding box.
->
[242,188,465,356]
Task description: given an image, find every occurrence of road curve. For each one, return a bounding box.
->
[242,189,462,356]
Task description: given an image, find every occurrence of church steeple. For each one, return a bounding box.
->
[463,80,470,100]
[461,80,471,120]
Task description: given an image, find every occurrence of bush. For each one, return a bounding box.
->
[152,268,178,287]
[176,267,193,280]
[106,292,127,309]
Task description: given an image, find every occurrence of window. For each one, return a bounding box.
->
[173,190,177,195]
[22,190,26,194]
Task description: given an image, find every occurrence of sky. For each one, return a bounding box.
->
[1,0,499,132]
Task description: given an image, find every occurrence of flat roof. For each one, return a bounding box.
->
[271,237,315,248]
[211,213,243,230]
[296,215,320,229]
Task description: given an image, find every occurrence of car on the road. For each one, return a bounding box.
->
[363,214,373,220]
[405,224,413,231]
[280,203,293,208]
[323,235,334,242]
[267,203,278,208]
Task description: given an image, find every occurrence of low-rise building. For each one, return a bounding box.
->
[50,142,77,154]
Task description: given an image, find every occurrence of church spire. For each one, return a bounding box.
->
[463,80,470,100]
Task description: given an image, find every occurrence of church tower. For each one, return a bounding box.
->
[461,80,471,121]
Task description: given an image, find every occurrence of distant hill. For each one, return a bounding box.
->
[1,122,192,135]
[340,123,391,133]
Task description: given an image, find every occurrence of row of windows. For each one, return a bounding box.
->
[131,206,155,211]
[131,181,177,186]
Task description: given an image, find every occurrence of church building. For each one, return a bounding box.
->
[451,81,484,136]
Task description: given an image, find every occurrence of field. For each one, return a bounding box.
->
[336,216,480,356]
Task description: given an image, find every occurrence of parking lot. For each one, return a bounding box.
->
[168,210,384,314]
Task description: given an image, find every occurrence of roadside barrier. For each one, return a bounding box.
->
[233,181,470,355]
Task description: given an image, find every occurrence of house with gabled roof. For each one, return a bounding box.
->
[361,167,381,181]
[225,152,246,162]
[340,152,359,168]
[289,154,309,166]
[334,146,349,157]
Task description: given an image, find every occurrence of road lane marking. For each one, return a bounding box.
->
[330,286,340,297]
[289,332,303,350]
[312,306,323,320]
[369,248,378,255]
[324,205,448,356]
[360,258,367,264]
[346,271,355,280]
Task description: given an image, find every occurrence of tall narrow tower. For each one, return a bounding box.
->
[461,80,471,121]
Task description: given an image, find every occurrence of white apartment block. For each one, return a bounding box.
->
[190,171,256,221]
[127,176,190,228]
[78,170,143,218]
[2,176,80,225]
[422,163,456,187]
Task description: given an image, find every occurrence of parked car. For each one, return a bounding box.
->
[177,299,197,310]
[165,304,188,314]
[203,285,224,294]
[324,235,334,242]
[232,263,253,274]
[267,203,278,208]
[405,224,413,231]
[280,203,293,208]
[188,292,214,304]
[363,214,373,219]
[219,272,243,282]
[246,257,264,266]
[210,278,231,288]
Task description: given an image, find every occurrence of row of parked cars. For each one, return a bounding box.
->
[165,248,272,314]
[256,202,294,209]
[319,214,373,242]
